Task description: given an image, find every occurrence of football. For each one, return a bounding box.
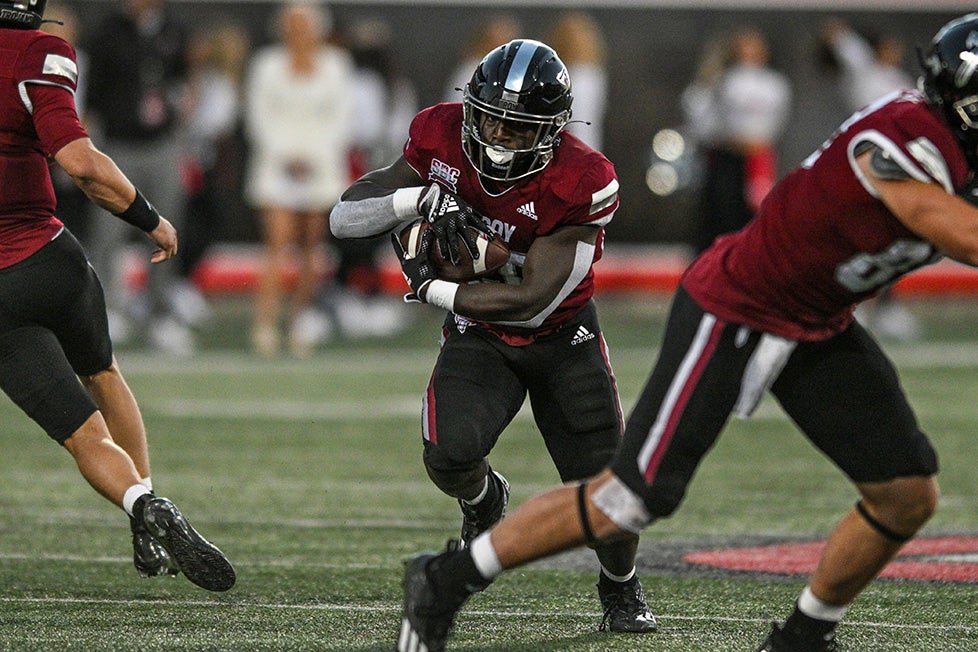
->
[398,219,510,282]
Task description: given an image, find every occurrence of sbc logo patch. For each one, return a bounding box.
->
[429,159,459,192]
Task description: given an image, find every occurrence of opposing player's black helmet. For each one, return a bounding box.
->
[462,39,573,182]
[920,13,978,159]
[0,0,46,29]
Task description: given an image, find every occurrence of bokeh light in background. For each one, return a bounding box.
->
[652,128,685,162]
[646,128,700,197]
[646,161,679,196]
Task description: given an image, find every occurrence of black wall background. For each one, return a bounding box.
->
[66,1,968,245]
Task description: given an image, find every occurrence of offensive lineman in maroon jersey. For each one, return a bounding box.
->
[389,15,978,652]
[0,0,233,591]
[330,40,655,636]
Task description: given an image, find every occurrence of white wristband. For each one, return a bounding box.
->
[425,280,459,312]
[392,187,425,220]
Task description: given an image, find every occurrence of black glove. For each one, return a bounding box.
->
[391,229,436,303]
[417,183,494,265]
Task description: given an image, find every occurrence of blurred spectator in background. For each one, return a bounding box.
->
[176,22,250,329]
[243,1,354,358]
[322,17,418,339]
[819,18,915,114]
[546,11,608,150]
[819,18,921,341]
[443,14,522,102]
[42,5,92,243]
[344,18,417,173]
[682,27,792,254]
[85,0,193,355]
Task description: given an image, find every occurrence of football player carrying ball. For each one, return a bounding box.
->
[330,38,655,647]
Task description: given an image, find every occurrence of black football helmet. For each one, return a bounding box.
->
[462,39,573,182]
[920,13,978,160]
[0,0,45,29]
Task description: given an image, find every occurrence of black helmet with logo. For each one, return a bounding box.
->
[462,39,573,182]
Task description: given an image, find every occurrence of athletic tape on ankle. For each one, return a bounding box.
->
[470,533,502,580]
[855,500,912,543]
[600,565,636,583]
[797,586,848,622]
[123,484,152,517]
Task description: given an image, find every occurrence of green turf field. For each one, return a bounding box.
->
[1,295,976,650]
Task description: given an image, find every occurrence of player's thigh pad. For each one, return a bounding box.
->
[772,322,938,482]
[528,305,623,481]
[0,231,112,376]
[610,288,756,518]
[50,235,113,376]
[423,327,526,470]
[0,326,99,443]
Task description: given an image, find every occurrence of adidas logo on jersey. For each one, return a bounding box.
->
[570,325,596,346]
[517,202,538,220]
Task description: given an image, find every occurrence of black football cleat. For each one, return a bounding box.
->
[130,515,178,578]
[756,622,837,652]
[398,552,475,652]
[597,573,658,633]
[135,495,235,592]
[458,470,509,548]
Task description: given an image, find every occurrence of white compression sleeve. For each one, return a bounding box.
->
[329,187,423,238]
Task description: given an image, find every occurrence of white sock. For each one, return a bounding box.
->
[797,586,848,622]
[122,484,152,517]
[140,476,153,492]
[601,565,636,583]
[461,476,490,506]
[470,532,502,580]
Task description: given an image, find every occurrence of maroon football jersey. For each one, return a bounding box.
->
[0,29,88,268]
[403,103,619,345]
[683,90,969,341]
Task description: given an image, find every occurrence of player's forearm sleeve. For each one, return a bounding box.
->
[329,187,424,238]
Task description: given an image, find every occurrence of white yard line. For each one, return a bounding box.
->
[0,595,973,634]
[153,397,424,420]
[148,396,539,421]
[118,341,978,422]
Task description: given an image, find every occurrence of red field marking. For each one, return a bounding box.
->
[683,536,978,582]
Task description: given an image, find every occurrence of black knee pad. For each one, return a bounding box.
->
[423,451,489,499]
